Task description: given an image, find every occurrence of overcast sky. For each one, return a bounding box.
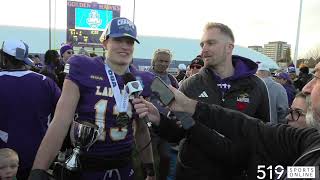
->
[0,0,319,58]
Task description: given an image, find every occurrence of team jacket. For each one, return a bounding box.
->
[180,55,270,122]
[160,55,271,179]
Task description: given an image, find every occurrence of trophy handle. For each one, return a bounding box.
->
[86,128,102,151]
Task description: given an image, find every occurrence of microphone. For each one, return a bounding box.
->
[122,73,143,97]
[123,73,152,126]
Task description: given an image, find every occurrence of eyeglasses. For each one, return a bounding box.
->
[190,65,202,69]
[288,108,306,121]
[66,51,74,55]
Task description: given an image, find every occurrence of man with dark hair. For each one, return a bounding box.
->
[0,40,61,180]
[39,50,61,86]
[32,54,43,69]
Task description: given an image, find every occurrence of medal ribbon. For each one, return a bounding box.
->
[105,63,130,113]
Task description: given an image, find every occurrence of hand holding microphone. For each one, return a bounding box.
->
[131,75,197,129]
[123,73,160,127]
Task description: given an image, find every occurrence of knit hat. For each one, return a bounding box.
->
[190,55,204,67]
[60,44,73,56]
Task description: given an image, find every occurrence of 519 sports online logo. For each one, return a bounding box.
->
[257,165,318,179]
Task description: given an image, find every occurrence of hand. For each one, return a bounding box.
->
[132,97,161,126]
[167,86,197,114]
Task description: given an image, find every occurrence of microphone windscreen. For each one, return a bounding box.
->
[123,72,136,84]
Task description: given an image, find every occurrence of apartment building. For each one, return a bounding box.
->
[263,41,291,62]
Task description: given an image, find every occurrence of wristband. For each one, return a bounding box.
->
[142,163,155,176]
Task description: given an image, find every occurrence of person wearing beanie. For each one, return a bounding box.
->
[189,55,204,76]
[274,72,296,106]
[60,44,74,63]
[178,55,204,87]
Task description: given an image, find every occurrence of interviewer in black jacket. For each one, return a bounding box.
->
[132,62,320,180]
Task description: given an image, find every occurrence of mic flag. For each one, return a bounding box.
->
[123,73,143,97]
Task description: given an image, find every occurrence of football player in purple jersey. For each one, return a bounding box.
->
[30,17,155,180]
[0,40,61,180]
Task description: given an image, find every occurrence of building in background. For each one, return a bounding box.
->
[263,41,291,62]
[248,45,264,54]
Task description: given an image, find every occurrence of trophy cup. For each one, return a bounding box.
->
[64,120,100,171]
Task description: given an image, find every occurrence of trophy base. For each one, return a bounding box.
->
[64,148,81,172]
[53,162,81,180]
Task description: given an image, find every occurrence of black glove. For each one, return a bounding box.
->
[28,169,50,180]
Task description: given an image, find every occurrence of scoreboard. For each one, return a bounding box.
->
[67,1,120,47]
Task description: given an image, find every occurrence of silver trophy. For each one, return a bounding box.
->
[64,120,100,171]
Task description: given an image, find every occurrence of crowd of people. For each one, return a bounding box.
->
[0,16,318,180]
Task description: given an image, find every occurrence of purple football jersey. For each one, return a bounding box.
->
[65,55,154,157]
[0,70,61,176]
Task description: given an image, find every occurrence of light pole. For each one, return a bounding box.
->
[133,0,136,23]
[293,0,303,67]
[49,0,52,50]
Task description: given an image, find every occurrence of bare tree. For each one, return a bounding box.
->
[304,47,320,60]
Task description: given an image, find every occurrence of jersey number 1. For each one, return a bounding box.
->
[94,100,128,141]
